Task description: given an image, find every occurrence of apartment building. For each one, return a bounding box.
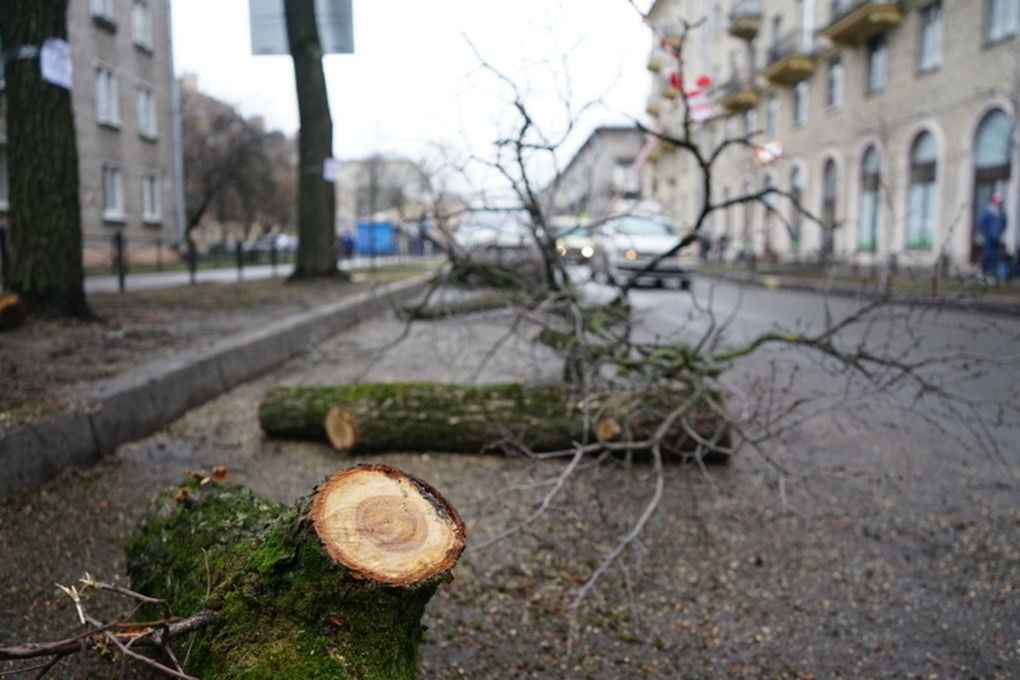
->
[0,0,182,266]
[547,126,647,218]
[641,0,1018,272]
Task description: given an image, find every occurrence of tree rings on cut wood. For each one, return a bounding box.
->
[324,404,356,451]
[311,464,467,585]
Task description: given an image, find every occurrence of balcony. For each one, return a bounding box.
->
[718,76,760,114]
[763,30,816,86]
[823,1,903,47]
[646,45,668,72]
[661,22,685,49]
[728,0,763,41]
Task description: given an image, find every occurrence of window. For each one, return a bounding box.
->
[827,58,844,110]
[142,173,161,222]
[987,0,1019,42]
[133,0,154,50]
[789,166,804,250]
[919,1,943,72]
[96,67,120,126]
[91,0,117,30]
[906,132,937,249]
[821,159,838,255]
[741,180,753,252]
[765,95,778,138]
[0,142,8,210]
[92,0,114,17]
[866,35,888,94]
[102,164,124,221]
[794,81,809,126]
[972,109,1014,260]
[858,145,882,251]
[137,87,157,139]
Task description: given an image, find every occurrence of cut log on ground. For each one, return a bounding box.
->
[126,464,466,680]
[0,293,27,331]
[258,382,731,460]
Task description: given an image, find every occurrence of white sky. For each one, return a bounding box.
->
[170,0,654,188]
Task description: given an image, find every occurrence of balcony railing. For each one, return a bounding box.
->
[763,29,816,86]
[823,0,903,46]
[728,0,763,40]
[718,74,760,113]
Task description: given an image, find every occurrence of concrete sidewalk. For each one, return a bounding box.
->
[0,276,426,498]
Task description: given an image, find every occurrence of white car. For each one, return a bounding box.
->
[551,216,596,264]
[591,215,696,289]
[452,210,535,253]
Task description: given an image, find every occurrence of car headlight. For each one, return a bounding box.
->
[581,245,594,258]
[557,245,567,256]
[624,249,638,261]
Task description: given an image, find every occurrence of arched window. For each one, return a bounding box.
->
[763,173,777,256]
[742,180,753,253]
[859,145,882,251]
[907,131,937,249]
[821,159,838,255]
[972,108,1014,261]
[789,166,804,251]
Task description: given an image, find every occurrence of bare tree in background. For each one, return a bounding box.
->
[285,0,338,279]
[180,86,285,249]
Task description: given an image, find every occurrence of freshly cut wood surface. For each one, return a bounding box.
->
[324,404,356,450]
[311,464,467,585]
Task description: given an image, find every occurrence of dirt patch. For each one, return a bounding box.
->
[0,276,371,436]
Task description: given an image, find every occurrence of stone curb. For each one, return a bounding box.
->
[700,270,1020,317]
[0,277,426,499]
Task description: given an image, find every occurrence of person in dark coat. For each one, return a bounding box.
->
[979,192,1007,279]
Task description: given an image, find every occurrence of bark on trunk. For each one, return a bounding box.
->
[0,0,90,318]
[126,465,465,680]
[258,382,730,458]
[285,0,339,279]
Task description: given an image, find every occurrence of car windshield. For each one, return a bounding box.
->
[461,210,530,232]
[610,217,676,237]
[556,225,591,238]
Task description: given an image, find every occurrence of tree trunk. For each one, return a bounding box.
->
[285,0,339,279]
[258,382,731,458]
[126,465,465,680]
[0,0,91,318]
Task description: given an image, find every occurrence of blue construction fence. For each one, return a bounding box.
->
[338,221,437,258]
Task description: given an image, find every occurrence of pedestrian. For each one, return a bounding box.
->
[978,192,1007,281]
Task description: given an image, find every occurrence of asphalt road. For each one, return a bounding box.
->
[602,275,1020,463]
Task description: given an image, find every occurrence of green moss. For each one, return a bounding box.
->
[126,479,448,679]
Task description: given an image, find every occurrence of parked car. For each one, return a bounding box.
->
[452,209,532,251]
[590,214,696,289]
[254,233,298,255]
[551,216,596,264]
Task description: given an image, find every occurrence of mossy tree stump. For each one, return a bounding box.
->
[126,465,466,680]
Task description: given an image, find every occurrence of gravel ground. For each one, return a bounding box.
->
[1,277,1018,679]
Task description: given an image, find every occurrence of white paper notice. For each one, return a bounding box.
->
[40,38,72,90]
[322,157,337,182]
